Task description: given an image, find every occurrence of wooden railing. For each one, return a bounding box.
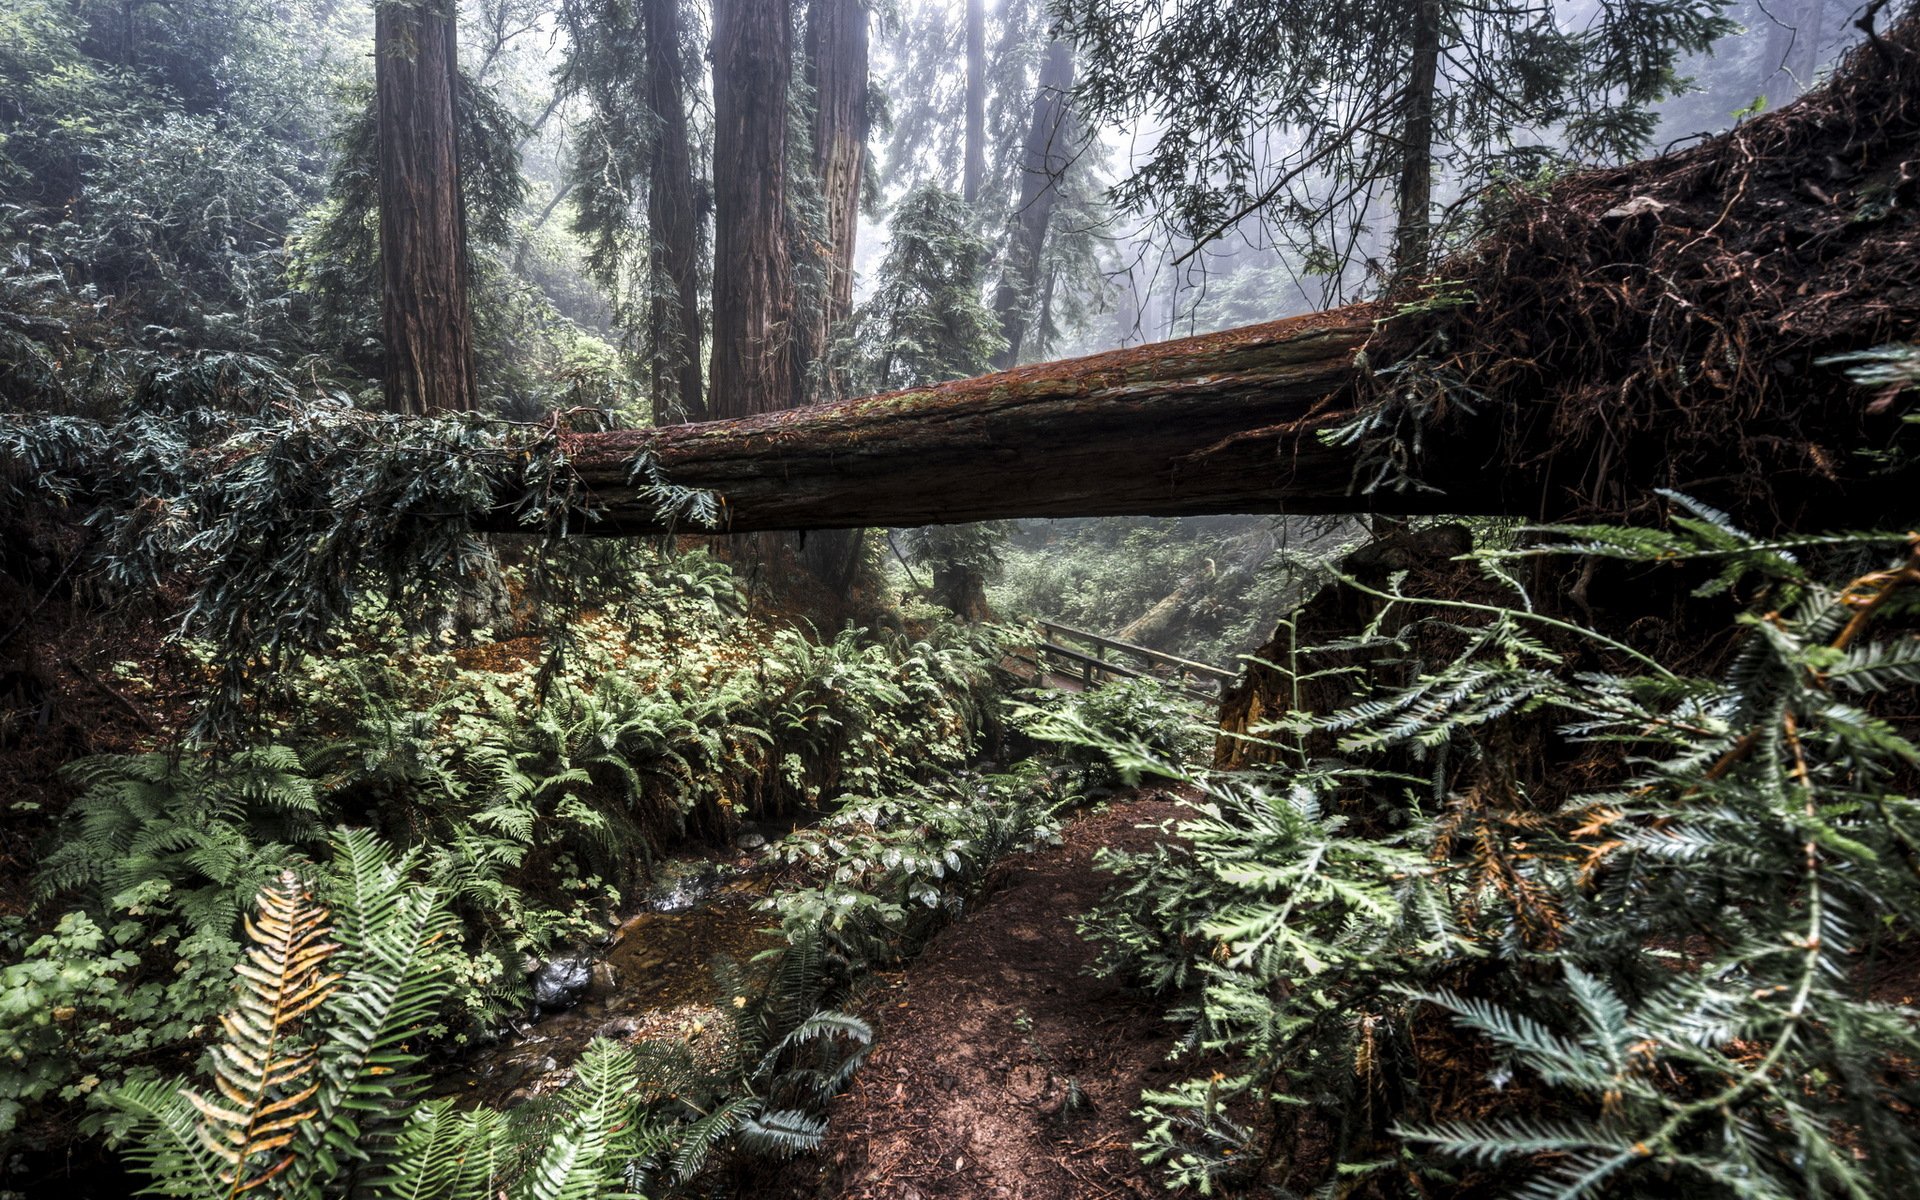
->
[1018,618,1238,702]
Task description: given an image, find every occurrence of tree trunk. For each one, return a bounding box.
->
[797,0,871,588]
[548,310,1380,534]
[367,24,1920,543]
[709,0,795,420]
[645,0,705,424]
[805,0,870,401]
[931,562,992,622]
[376,0,478,416]
[989,37,1075,371]
[963,0,985,204]
[1391,0,1441,280]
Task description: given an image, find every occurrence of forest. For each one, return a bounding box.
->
[1,0,1918,1195]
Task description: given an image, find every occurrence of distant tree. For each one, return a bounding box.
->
[375,0,479,414]
[643,0,705,423]
[1059,0,1735,286]
[802,0,871,404]
[879,0,1110,365]
[845,185,1004,392]
[563,0,707,424]
[964,0,986,203]
[848,185,1007,618]
[989,34,1076,369]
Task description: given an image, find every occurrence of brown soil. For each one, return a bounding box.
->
[775,790,1190,1200]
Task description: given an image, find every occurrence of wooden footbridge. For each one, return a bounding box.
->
[1014,619,1238,702]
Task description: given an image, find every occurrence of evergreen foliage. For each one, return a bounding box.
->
[1068,507,1920,1197]
[1059,0,1736,284]
[991,515,1361,665]
[875,0,1113,362]
[839,184,1004,393]
[92,723,1071,1196]
[1,560,1018,1139]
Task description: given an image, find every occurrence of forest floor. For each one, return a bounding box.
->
[773,787,1191,1200]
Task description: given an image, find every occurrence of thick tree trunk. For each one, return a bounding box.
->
[1391,0,1441,280]
[645,0,705,424]
[963,0,985,204]
[709,0,795,420]
[799,0,871,588]
[805,0,870,400]
[453,24,1920,543]
[989,37,1075,370]
[546,310,1381,534]
[376,0,478,416]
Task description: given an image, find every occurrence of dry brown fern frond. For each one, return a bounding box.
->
[184,869,341,1197]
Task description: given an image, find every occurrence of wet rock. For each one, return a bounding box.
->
[648,864,725,912]
[601,1015,643,1039]
[531,955,593,1011]
[587,961,619,1001]
[735,830,768,851]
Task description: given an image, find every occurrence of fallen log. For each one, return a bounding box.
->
[547,309,1393,535]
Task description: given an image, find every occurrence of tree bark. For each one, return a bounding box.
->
[709,0,795,420]
[804,0,870,401]
[645,0,706,423]
[376,0,479,416]
[1391,0,1441,280]
[546,310,1381,534]
[963,0,985,205]
[989,37,1075,370]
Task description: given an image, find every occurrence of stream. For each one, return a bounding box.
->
[438,828,801,1108]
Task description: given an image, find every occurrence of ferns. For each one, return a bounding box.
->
[517,1039,644,1200]
[89,675,1030,1197]
[375,1103,512,1200]
[109,872,340,1199]
[190,871,338,1196]
[301,832,462,1187]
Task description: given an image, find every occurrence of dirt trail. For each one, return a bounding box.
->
[777,791,1190,1200]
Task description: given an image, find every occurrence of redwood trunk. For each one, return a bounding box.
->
[805,0,870,401]
[376,0,478,415]
[548,310,1380,534]
[990,37,1075,370]
[645,0,705,423]
[709,0,795,419]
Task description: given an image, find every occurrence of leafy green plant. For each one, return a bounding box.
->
[1017,676,1205,786]
[1080,505,1920,1198]
[769,765,1065,969]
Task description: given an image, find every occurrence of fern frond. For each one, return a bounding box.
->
[515,1039,641,1200]
[374,1100,512,1200]
[108,1077,228,1198]
[185,870,339,1197]
[734,1108,828,1160]
[297,830,461,1186]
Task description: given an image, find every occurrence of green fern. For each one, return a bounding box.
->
[111,871,341,1199]
[514,1039,643,1200]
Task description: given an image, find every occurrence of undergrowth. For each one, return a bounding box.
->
[1063,499,1920,1198]
[0,545,1018,1142]
[78,717,1068,1196]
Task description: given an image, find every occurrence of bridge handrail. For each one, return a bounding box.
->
[1034,619,1238,682]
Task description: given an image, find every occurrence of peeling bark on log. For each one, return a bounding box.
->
[543,309,1403,535]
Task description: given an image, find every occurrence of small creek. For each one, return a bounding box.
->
[437,827,803,1108]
